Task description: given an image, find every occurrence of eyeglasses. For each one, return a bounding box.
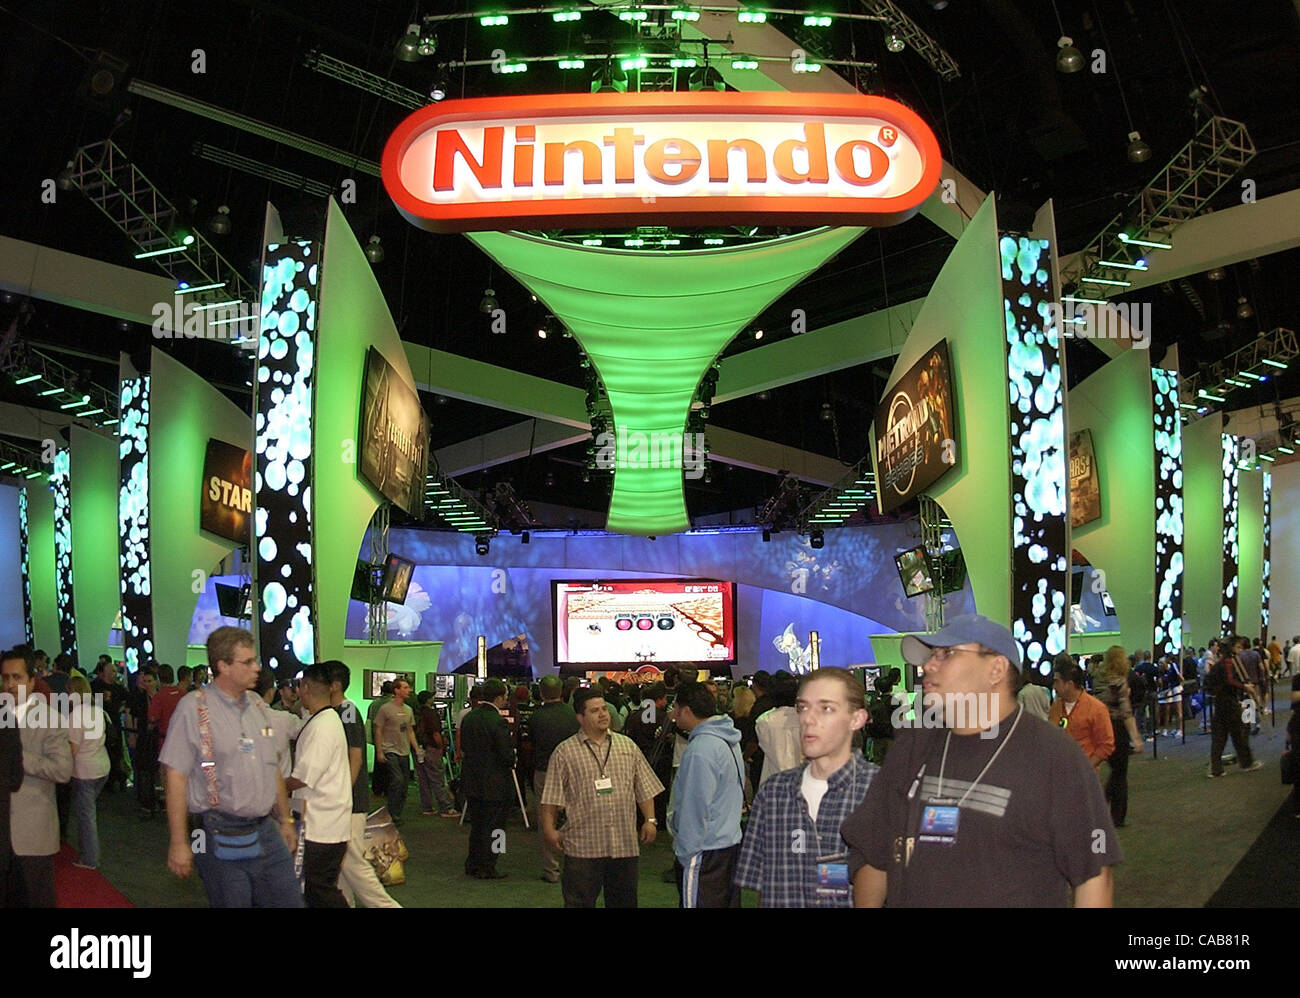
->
[924,645,997,663]
[234,656,260,667]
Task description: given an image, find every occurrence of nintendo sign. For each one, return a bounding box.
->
[381,92,942,233]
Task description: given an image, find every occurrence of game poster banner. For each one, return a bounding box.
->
[200,438,252,543]
[873,340,956,514]
[358,346,428,518]
[1069,428,1101,527]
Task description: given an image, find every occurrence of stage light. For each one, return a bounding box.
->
[14,373,41,385]
[521,530,530,543]
[479,288,498,313]
[364,235,384,264]
[793,60,821,73]
[885,34,905,53]
[500,62,527,74]
[803,15,831,27]
[475,534,491,556]
[396,23,421,62]
[480,15,509,27]
[430,79,448,101]
[1126,131,1152,164]
[819,402,833,421]
[762,529,771,542]
[809,529,825,549]
[689,64,725,91]
[621,56,648,71]
[56,161,75,191]
[737,7,766,23]
[558,59,585,70]
[672,6,699,21]
[417,28,438,57]
[731,57,759,70]
[553,10,581,21]
[1236,297,1253,320]
[619,8,648,21]
[1206,267,1226,281]
[1055,36,1083,74]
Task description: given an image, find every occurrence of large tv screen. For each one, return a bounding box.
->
[358,346,429,517]
[200,438,252,543]
[873,339,957,514]
[552,579,736,674]
[1069,428,1101,527]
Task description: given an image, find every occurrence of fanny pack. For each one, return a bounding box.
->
[203,811,266,861]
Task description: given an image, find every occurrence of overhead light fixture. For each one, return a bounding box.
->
[1206,267,1226,281]
[809,529,825,548]
[499,61,527,74]
[669,57,697,68]
[672,6,700,21]
[927,0,949,8]
[1118,233,1173,251]
[1126,131,1152,164]
[819,402,833,422]
[56,161,75,191]
[396,23,421,62]
[731,57,759,70]
[479,15,509,27]
[738,7,766,23]
[558,59,585,70]
[753,328,764,340]
[793,60,821,73]
[364,235,384,264]
[621,55,648,71]
[803,14,832,27]
[1098,259,1148,270]
[553,9,581,21]
[134,244,189,259]
[885,34,905,53]
[206,204,232,236]
[474,534,491,556]
[181,281,227,293]
[1261,358,1288,369]
[1055,36,1083,74]
[618,8,648,21]
[430,79,447,101]
[1236,297,1253,320]
[14,373,42,385]
[60,394,91,410]
[1081,277,1132,287]
[39,387,63,396]
[479,288,498,313]
[417,26,438,57]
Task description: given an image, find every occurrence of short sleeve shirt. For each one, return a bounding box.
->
[541,732,664,859]
[375,701,414,756]
[291,708,352,843]
[841,710,1122,907]
[158,687,281,818]
[337,701,369,814]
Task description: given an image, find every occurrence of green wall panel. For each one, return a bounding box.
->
[149,348,253,669]
[1067,349,1155,656]
[1237,469,1263,640]
[25,480,58,654]
[869,194,1011,625]
[69,426,120,664]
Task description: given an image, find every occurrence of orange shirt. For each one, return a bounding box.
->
[1048,690,1114,764]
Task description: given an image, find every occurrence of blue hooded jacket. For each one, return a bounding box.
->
[669,715,745,860]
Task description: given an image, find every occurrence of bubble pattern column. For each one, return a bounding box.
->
[1152,369,1184,658]
[18,487,32,646]
[118,373,154,674]
[1000,234,1067,677]
[1261,470,1271,641]
[254,240,319,675]
[52,446,76,658]
[1219,433,1240,637]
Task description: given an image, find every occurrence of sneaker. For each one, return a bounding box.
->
[1242,760,1264,772]
[421,810,437,816]
[440,809,461,818]
[72,861,97,870]
[1206,770,1225,778]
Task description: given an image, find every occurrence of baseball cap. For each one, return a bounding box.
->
[900,614,1022,672]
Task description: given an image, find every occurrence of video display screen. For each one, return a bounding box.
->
[1069,428,1101,527]
[358,346,428,518]
[873,340,957,514]
[381,554,415,605]
[894,546,934,598]
[553,579,736,673]
[363,670,416,699]
[200,438,252,543]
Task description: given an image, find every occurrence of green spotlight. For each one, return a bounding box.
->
[558,58,586,69]
[621,55,647,71]
[553,10,581,21]
[480,14,509,26]
[804,14,832,26]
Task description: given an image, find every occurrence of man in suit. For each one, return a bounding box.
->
[0,689,22,903]
[459,678,515,880]
[3,647,73,907]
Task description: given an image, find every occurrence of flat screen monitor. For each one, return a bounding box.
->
[552,579,736,675]
[426,674,456,698]
[380,554,416,605]
[351,560,378,603]
[357,346,428,517]
[362,670,416,700]
[215,582,252,619]
[894,546,934,598]
[935,548,966,595]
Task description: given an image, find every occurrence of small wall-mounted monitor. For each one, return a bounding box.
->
[380,554,416,605]
[362,670,416,700]
[426,674,456,698]
[894,546,934,598]
[216,582,253,619]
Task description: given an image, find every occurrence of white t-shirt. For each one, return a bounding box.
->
[68,703,111,781]
[756,706,803,785]
[801,766,829,821]
[291,707,351,843]
[267,708,302,779]
[1289,644,1300,671]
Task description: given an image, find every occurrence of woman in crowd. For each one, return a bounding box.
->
[1156,655,1184,737]
[66,675,111,870]
[1092,646,1143,827]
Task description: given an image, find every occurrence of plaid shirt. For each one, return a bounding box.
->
[735,753,877,908]
[542,731,664,859]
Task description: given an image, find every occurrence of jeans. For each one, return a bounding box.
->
[561,856,639,908]
[384,754,411,819]
[534,769,561,879]
[416,752,454,813]
[302,840,348,908]
[70,775,108,867]
[193,815,304,908]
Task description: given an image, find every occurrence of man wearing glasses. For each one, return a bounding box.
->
[844,614,1120,907]
[159,626,302,907]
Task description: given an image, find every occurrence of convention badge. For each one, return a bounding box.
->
[918,803,960,845]
[815,852,851,901]
[594,775,613,795]
[239,736,256,754]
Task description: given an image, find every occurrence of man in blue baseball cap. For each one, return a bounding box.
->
[841,614,1121,907]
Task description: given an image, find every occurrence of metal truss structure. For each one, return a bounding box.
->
[1,341,119,427]
[1061,116,1255,295]
[795,455,876,531]
[857,0,959,80]
[1179,327,1297,420]
[0,439,51,482]
[426,468,499,535]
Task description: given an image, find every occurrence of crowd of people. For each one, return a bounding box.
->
[1,618,1295,908]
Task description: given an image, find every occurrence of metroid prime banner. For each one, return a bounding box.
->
[873,340,957,514]
[553,579,736,674]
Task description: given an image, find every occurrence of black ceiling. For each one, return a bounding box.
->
[1,0,1297,525]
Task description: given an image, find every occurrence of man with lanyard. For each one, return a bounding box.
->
[541,687,663,908]
[845,614,1121,907]
[159,626,301,907]
[735,667,876,908]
